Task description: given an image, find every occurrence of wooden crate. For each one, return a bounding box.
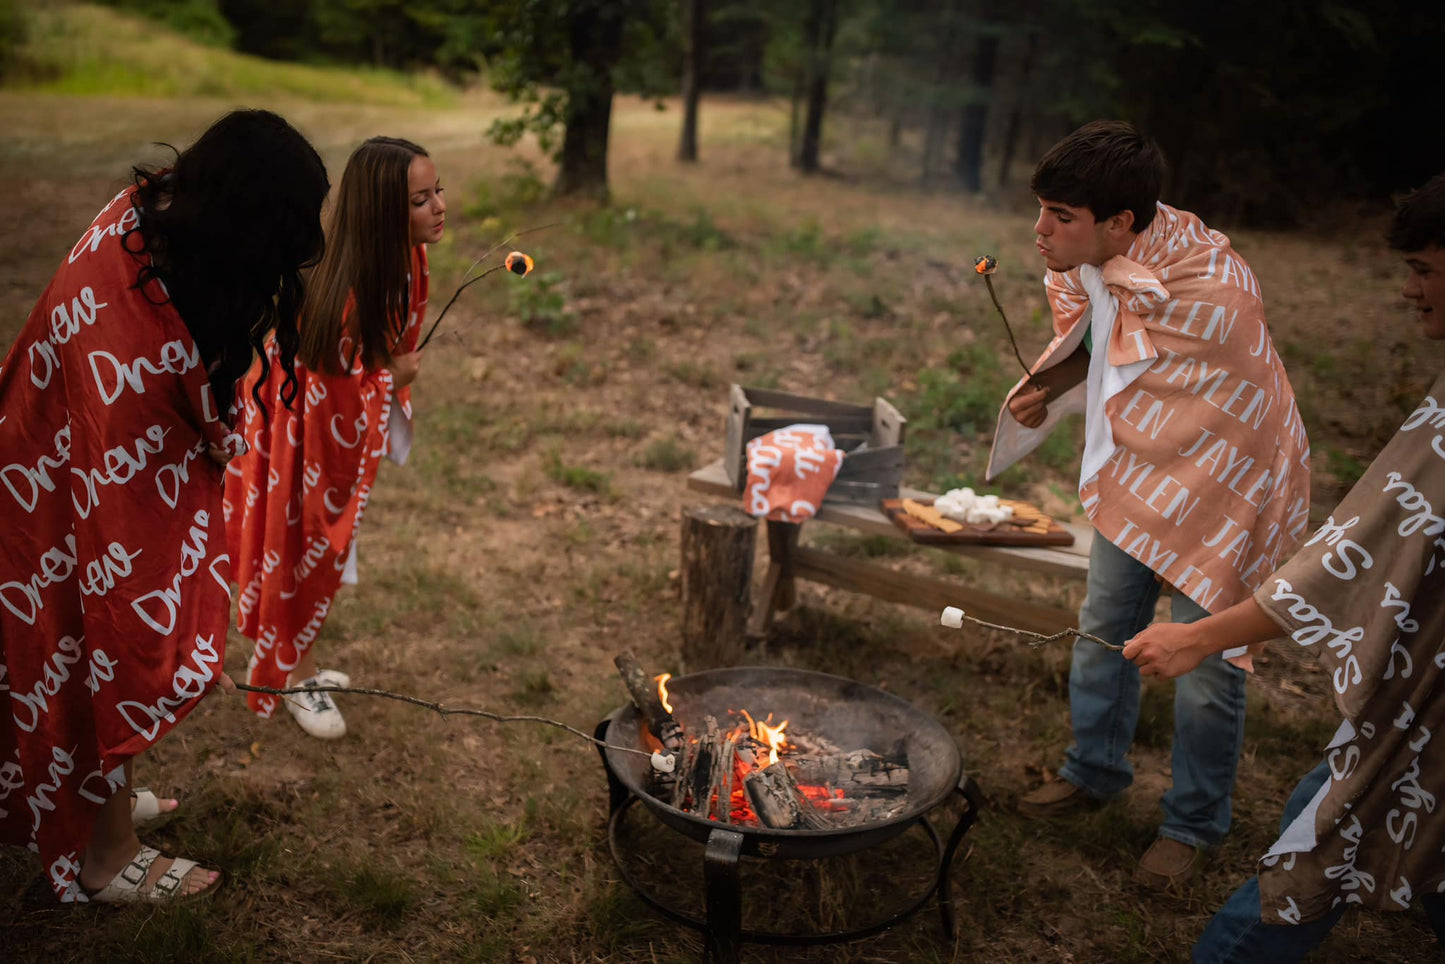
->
[721,385,906,505]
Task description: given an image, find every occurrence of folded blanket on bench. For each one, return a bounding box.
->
[744,424,845,523]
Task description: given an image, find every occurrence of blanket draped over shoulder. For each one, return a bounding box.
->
[223,246,428,718]
[989,204,1311,631]
[0,186,235,900]
[1255,371,1445,923]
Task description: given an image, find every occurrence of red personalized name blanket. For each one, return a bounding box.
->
[224,246,428,717]
[0,186,235,900]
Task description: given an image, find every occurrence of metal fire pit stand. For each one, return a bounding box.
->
[594,720,982,964]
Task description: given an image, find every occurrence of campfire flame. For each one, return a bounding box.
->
[654,673,673,714]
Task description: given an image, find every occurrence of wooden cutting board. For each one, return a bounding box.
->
[880,497,1075,547]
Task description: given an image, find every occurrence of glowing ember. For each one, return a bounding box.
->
[654,673,673,714]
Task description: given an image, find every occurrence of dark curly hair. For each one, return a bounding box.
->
[1031,120,1166,234]
[123,109,329,415]
[1386,173,1445,252]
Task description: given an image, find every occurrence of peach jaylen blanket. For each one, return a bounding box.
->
[988,204,1311,655]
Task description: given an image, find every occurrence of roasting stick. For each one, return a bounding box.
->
[940,606,1121,652]
[972,255,1038,387]
[235,681,675,770]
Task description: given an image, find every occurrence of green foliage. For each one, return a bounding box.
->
[474,0,673,178]
[7,4,452,102]
[543,448,611,494]
[0,0,28,80]
[1323,443,1368,488]
[336,864,417,925]
[578,205,734,254]
[465,819,530,861]
[637,432,696,472]
[463,164,548,220]
[511,271,577,338]
[94,0,233,46]
[511,669,557,705]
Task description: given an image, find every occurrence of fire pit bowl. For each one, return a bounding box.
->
[596,665,980,963]
[601,665,963,858]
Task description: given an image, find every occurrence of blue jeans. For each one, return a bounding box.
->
[1059,532,1248,847]
[1194,762,1445,962]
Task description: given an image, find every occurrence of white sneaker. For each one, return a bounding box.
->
[285,677,347,739]
[315,668,351,688]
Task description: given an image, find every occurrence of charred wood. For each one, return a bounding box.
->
[614,652,685,761]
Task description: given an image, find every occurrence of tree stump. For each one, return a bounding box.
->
[680,504,757,670]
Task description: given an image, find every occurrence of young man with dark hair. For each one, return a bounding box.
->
[985,120,1311,888]
[1123,172,1445,960]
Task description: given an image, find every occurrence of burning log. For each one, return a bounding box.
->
[687,717,721,812]
[708,736,738,823]
[736,746,830,830]
[783,749,909,796]
[614,652,685,755]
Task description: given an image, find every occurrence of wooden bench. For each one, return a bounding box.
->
[685,459,1094,636]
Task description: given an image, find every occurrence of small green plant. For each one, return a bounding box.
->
[666,360,719,389]
[511,271,576,338]
[1323,443,1367,487]
[512,670,555,705]
[543,448,611,494]
[463,163,547,219]
[337,864,416,925]
[466,819,530,861]
[638,433,696,472]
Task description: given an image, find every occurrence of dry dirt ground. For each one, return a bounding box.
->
[1,89,1442,963]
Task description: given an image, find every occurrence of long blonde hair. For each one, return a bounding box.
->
[298,136,427,375]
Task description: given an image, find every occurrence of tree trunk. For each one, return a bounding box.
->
[555,0,627,198]
[677,0,707,163]
[920,0,964,186]
[996,30,1036,190]
[680,504,756,670]
[796,0,839,175]
[788,67,804,168]
[954,31,999,193]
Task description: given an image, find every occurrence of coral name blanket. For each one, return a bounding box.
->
[0,186,234,900]
[744,424,844,523]
[224,246,428,718]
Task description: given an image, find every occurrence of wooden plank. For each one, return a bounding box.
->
[871,397,907,448]
[687,459,1093,580]
[723,384,749,492]
[791,547,1077,635]
[741,386,873,417]
[743,415,877,438]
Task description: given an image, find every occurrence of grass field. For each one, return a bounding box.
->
[2,6,1442,962]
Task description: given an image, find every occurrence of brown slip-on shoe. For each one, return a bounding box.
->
[1134,837,1200,890]
[1017,779,1102,818]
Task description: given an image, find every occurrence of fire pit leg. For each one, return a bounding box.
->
[936,775,983,938]
[703,827,744,964]
[593,718,630,817]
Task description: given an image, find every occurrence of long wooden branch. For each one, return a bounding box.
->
[235,682,656,760]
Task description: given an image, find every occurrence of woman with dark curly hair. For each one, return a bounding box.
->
[0,108,328,903]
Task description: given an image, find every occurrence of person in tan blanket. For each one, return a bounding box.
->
[1124,173,1445,961]
[988,121,1311,888]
